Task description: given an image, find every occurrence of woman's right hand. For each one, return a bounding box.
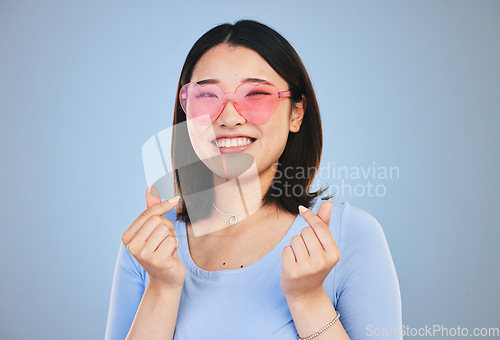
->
[122,185,186,290]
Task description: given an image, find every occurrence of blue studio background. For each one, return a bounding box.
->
[1,1,499,339]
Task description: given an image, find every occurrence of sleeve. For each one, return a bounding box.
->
[104,241,147,340]
[334,204,403,339]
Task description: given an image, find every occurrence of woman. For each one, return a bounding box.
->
[105,20,402,340]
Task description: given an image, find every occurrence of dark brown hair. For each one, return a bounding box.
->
[172,19,331,224]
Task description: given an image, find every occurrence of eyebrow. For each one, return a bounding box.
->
[196,78,272,86]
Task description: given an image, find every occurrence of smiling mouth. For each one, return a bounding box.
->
[211,137,257,148]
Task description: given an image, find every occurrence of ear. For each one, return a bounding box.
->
[289,95,306,133]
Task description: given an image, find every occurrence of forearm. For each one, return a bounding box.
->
[125,281,183,340]
[286,288,350,340]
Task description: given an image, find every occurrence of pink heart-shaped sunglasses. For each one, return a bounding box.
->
[179,82,292,125]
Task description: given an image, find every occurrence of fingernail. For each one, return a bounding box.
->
[149,185,160,199]
[298,205,308,213]
[167,195,180,204]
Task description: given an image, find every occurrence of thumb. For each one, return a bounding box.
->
[146,184,162,209]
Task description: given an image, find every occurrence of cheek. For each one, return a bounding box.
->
[259,111,292,154]
[186,120,214,160]
[186,120,200,149]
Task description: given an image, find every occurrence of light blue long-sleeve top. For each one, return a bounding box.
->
[105,198,403,339]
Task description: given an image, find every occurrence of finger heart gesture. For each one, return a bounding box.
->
[280,201,340,300]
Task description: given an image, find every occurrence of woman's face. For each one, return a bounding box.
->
[186,43,303,181]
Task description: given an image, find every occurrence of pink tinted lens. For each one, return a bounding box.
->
[180,83,224,125]
[235,83,280,125]
[179,82,282,125]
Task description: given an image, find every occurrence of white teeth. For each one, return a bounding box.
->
[215,137,254,148]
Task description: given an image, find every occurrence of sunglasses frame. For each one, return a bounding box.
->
[179,81,293,125]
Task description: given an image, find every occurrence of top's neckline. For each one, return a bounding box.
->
[177,198,321,279]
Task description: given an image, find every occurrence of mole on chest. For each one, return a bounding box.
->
[196,252,254,270]
[222,262,244,268]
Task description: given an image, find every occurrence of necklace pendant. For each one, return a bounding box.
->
[229,215,238,225]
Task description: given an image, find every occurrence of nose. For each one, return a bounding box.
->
[215,100,246,127]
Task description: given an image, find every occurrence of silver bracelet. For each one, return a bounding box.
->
[297,311,340,340]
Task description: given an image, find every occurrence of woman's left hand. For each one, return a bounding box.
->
[280,201,340,300]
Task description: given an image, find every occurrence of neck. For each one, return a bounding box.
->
[212,161,275,213]
[188,161,278,237]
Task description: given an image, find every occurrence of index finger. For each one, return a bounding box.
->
[298,202,336,252]
[122,196,180,243]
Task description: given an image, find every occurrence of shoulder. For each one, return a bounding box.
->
[335,201,388,252]
[331,201,397,283]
